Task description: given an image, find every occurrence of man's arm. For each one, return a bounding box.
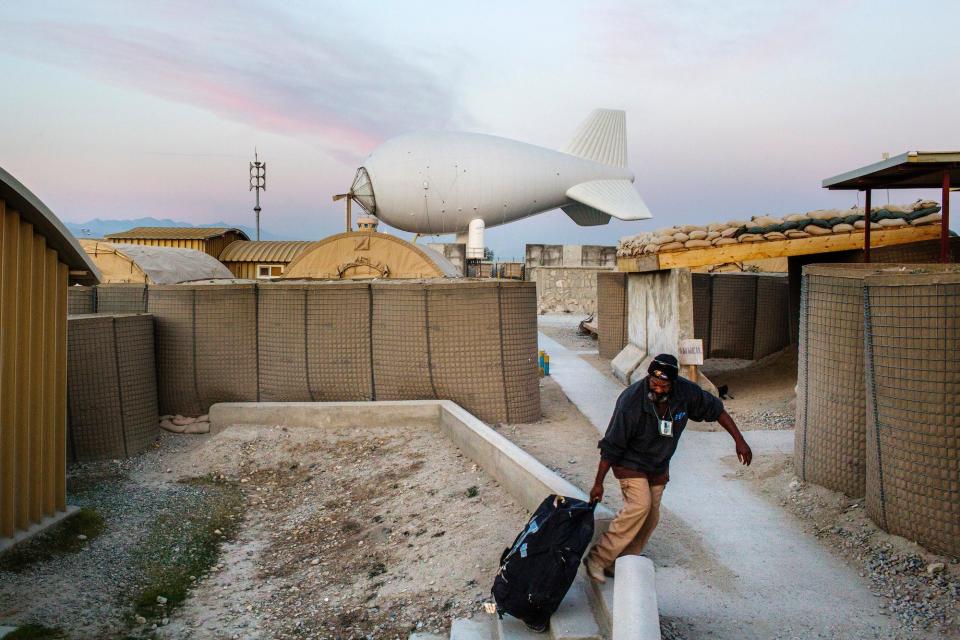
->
[589,459,611,503]
[717,410,752,466]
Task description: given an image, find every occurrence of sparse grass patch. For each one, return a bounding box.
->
[3,624,66,639]
[131,478,245,619]
[0,508,105,572]
[466,485,479,498]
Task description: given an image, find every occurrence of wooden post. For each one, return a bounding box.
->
[864,188,872,263]
[942,170,951,263]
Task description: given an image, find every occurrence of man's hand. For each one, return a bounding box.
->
[589,483,604,504]
[736,439,753,466]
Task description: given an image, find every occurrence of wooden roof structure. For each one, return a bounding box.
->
[823,151,956,263]
[617,224,941,273]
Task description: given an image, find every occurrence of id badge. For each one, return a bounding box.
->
[658,419,673,438]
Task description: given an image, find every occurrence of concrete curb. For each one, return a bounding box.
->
[612,556,660,640]
[208,400,615,538]
[0,505,80,554]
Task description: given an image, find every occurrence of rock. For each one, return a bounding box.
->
[927,562,945,575]
[77,534,87,540]
[135,615,147,625]
[156,595,168,604]
[789,479,801,491]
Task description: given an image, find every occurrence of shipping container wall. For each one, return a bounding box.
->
[0,203,69,539]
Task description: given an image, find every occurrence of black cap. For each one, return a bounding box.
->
[648,354,679,381]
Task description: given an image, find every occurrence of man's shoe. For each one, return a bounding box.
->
[583,554,606,583]
[524,620,549,634]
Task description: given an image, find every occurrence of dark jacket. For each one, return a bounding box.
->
[598,376,724,475]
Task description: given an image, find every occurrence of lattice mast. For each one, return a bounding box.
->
[249,149,266,241]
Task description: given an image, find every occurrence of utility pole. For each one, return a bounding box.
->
[249,149,266,241]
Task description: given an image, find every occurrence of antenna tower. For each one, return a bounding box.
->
[249,149,266,240]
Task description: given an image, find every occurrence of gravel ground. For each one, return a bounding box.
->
[724,453,959,638]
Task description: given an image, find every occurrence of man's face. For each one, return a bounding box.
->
[649,376,672,398]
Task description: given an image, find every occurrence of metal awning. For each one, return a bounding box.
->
[823,151,960,190]
[822,151,956,263]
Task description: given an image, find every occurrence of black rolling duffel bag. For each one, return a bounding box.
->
[492,494,596,629]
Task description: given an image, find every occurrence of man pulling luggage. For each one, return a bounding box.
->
[584,353,752,582]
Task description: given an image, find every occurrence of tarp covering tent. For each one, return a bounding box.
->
[79,240,234,284]
[282,232,461,279]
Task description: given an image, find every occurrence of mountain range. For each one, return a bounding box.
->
[64,217,285,241]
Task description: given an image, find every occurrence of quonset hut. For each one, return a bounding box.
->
[0,166,100,549]
[79,239,235,283]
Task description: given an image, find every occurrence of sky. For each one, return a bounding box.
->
[1,1,957,260]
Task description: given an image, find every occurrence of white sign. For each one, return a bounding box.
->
[679,339,704,366]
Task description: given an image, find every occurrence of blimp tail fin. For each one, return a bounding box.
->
[564,109,627,167]
[562,203,611,226]
[565,179,653,222]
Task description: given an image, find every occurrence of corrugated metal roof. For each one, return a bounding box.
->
[218,240,316,263]
[105,226,250,240]
[0,165,100,283]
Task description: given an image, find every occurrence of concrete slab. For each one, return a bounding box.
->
[410,633,448,640]
[549,575,603,640]
[449,617,497,640]
[498,614,547,639]
[611,556,659,640]
[0,505,80,554]
[544,335,910,638]
[610,343,644,386]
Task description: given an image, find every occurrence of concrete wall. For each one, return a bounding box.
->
[426,242,466,276]
[613,268,715,392]
[526,244,616,269]
[528,266,611,314]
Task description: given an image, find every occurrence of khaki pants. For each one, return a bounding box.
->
[589,477,665,569]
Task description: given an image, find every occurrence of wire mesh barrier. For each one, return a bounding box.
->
[596,271,628,360]
[66,314,158,461]
[95,283,148,313]
[67,286,95,315]
[371,282,435,400]
[427,282,509,422]
[117,280,539,423]
[864,268,960,557]
[688,273,792,360]
[709,274,759,358]
[795,266,875,498]
[754,274,791,360]
[304,282,374,401]
[195,285,259,407]
[257,284,313,401]
[691,274,712,355]
[498,281,541,423]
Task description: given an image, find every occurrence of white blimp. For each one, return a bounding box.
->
[339,108,652,258]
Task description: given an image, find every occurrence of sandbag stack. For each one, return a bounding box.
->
[618,200,941,258]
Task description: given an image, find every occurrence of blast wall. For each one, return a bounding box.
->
[864,269,960,557]
[596,271,628,359]
[794,266,874,498]
[66,314,158,461]
[67,286,95,315]
[120,280,538,424]
[690,273,791,360]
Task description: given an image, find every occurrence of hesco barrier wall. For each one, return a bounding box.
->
[68,286,95,314]
[67,314,158,461]
[795,265,876,498]
[864,269,960,557]
[135,280,538,424]
[690,273,791,360]
[96,283,148,313]
[597,272,628,359]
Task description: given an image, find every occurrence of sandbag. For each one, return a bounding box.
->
[804,225,832,236]
[910,212,942,226]
[685,239,711,248]
[832,223,855,233]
